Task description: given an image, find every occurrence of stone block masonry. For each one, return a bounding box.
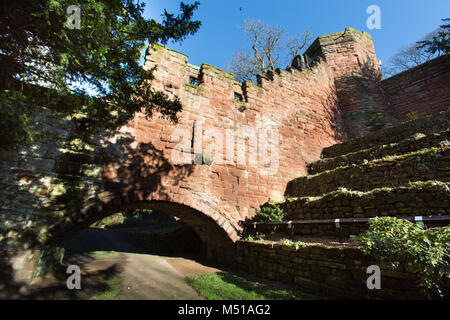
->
[308,130,450,175]
[381,54,450,119]
[321,109,450,158]
[235,240,449,299]
[306,28,397,138]
[286,145,450,197]
[258,181,450,237]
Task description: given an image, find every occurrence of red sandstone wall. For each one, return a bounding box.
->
[381,54,450,119]
[121,43,345,230]
[306,28,396,138]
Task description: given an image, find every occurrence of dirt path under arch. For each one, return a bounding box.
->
[5,228,222,300]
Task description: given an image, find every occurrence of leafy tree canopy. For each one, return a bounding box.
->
[417,18,449,56]
[0,0,201,152]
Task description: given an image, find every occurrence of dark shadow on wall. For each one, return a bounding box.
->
[335,56,401,139]
[46,137,199,260]
[0,108,197,294]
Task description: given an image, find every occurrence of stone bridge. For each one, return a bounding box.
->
[1,28,396,282]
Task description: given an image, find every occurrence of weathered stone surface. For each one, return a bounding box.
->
[235,240,448,299]
[382,54,450,119]
[308,130,450,175]
[287,146,450,197]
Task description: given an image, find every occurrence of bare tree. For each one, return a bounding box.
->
[383,29,441,77]
[286,30,314,58]
[228,19,313,82]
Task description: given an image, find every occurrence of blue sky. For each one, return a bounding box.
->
[143,0,449,70]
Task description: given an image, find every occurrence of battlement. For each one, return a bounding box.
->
[144,40,339,118]
[145,41,333,103]
[145,28,391,140]
[307,27,373,51]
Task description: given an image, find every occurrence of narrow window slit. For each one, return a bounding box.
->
[234,92,243,102]
[189,76,199,86]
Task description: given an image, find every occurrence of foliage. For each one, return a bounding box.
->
[90,209,182,229]
[227,19,313,82]
[187,272,316,300]
[408,180,450,192]
[358,217,450,298]
[0,0,201,152]
[281,239,304,251]
[294,241,304,251]
[417,18,449,57]
[90,276,122,300]
[406,110,420,121]
[255,206,287,222]
[243,232,266,241]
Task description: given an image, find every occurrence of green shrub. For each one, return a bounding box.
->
[406,111,420,121]
[294,241,305,250]
[242,232,266,241]
[280,239,304,250]
[358,217,450,298]
[255,206,287,222]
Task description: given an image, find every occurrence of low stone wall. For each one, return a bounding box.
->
[322,110,450,158]
[235,240,448,299]
[308,130,449,175]
[256,182,449,237]
[285,182,449,220]
[287,145,450,197]
[381,54,450,119]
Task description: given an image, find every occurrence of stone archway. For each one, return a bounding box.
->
[53,196,237,263]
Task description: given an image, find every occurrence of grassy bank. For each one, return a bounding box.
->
[90,276,122,300]
[187,272,317,300]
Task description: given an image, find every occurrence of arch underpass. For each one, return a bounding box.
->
[0,28,387,284]
[57,199,236,262]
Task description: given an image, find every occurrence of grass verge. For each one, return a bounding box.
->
[186,272,316,300]
[90,276,122,300]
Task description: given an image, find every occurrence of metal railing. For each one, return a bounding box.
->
[244,215,450,242]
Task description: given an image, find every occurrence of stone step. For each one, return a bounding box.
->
[286,145,450,197]
[308,130,450,175]
[279,181,449,220]
[321,109,450,159]
[251,181,449,238]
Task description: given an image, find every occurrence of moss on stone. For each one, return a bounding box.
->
[201,63,235,80]
[184,82,207,95]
